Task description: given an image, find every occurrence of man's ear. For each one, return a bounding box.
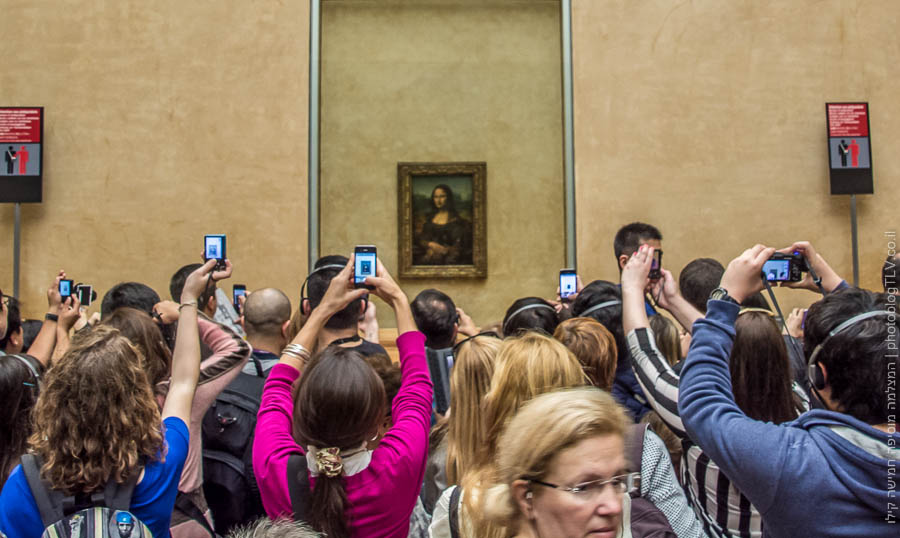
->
[205,294,217,315]
[10,326,23,348]
[302,298,311,316]
[618,254,630,271]
[281,320,291,340]
[511,479,534,520]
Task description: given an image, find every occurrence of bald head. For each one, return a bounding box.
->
[243,288,292,339]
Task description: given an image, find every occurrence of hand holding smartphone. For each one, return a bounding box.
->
[204,234,227,270]
[233,284,246,312]
[559,269,578,302]
[354,245,377,290]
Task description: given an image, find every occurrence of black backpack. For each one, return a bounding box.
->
[200,356,266,535]
[20,454,152,538]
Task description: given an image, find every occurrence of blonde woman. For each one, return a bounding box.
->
[423,333,501,513]
[482,388,631,538]
[429,332,586,538]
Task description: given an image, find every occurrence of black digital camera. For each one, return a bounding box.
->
[762,252,808,282]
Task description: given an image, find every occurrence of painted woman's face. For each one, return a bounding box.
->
[432,187,448,209]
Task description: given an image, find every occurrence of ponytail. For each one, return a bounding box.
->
[308,474,351,538]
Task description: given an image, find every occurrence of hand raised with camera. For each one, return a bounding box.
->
[364,257,408,309]
[181,259,231,304]
[46,270,67,312]
[786,307,805,339]
[313,257,370,320]
[720,244,776,304]
[57,295,82,333]
[777,241,844,293]
[456,307,479,337]
[621,244,654,294]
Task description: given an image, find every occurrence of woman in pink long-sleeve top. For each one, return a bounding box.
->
[253,256,432,538]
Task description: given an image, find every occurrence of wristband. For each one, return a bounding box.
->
[178,301,198,311]
[44,313,59,322]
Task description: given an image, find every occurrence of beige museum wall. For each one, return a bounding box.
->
[319,0,565,327]
[573,0,899,312]
[0,2,310,319]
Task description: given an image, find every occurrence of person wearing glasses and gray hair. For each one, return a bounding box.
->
[480,388,636,538]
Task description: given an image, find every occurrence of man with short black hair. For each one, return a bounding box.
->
[680,242,898,537]
[240,288,292,376]
[101,281,161,319]
[679,258,724,314]
[0,297,23,354]
[410,289,470,415]
[303,255,387,356]
[614,221,663,273]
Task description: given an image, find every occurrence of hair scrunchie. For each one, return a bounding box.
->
[314,447,343,477]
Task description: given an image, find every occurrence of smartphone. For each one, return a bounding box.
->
[649,250,663,280]
[559,269,577,301]
[354,245,377,290]
[76,284,93,307]
[59,279,74,300]
[233,284,246,312]
[204,234,227,270]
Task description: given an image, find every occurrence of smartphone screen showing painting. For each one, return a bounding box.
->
[398,162,486,278]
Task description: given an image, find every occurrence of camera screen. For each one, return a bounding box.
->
[763,260,790,281]
[651,251,661,270]
[233,288,246,305]
[560,273,577,298]
[355,252,376,284]
[59,280,71,296]
[205,236,223,260]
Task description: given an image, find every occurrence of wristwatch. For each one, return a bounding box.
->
[709,287,739,305]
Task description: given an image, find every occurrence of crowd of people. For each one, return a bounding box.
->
[0,221,897,538]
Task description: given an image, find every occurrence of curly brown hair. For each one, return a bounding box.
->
[29,325,165,494]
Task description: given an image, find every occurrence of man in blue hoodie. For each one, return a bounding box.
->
[679,242,898,537]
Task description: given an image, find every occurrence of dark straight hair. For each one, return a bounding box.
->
[730,311,798,424]
[291,347,386,538]
[0,354,41,484]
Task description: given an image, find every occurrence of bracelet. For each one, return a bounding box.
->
[178,301,198,311]
[44,313,59,322]
[283,343,311,361]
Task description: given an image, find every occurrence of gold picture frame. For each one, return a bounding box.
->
[398,162,487,278]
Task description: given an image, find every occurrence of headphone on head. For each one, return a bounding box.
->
[806,310,887,391]
[6,353,42,397]
[577,299,622,319]
[299,263,369,315]
[503,303,556,335]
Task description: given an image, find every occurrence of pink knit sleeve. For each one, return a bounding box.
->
[253,363,302,518]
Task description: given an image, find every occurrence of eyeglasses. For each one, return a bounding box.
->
[528,472,639,501]
[452,331,500,354]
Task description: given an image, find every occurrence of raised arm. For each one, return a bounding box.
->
[162,258,227,423]
[679,245,797,513]
[777,241,845,294]
[27,271,67,366]
[622,246,687,437]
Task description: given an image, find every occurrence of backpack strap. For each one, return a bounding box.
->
[287,452,311,522]
[21,454,65,527]
[250,355,265,378]
[626,423,648,498]
[106,468,141,512]
[174,492,217,538]
[448,486,461,538]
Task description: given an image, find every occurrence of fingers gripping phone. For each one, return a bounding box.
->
[559,269,577,301]
[354,245,377,290]
[204,234,227,270]
[233,284,246,312]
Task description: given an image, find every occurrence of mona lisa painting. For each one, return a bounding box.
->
[398,162,487,278]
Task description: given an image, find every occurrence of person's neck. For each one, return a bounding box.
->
[872,423,897,434]
[317,326,361,349]
[247,335,286,356]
